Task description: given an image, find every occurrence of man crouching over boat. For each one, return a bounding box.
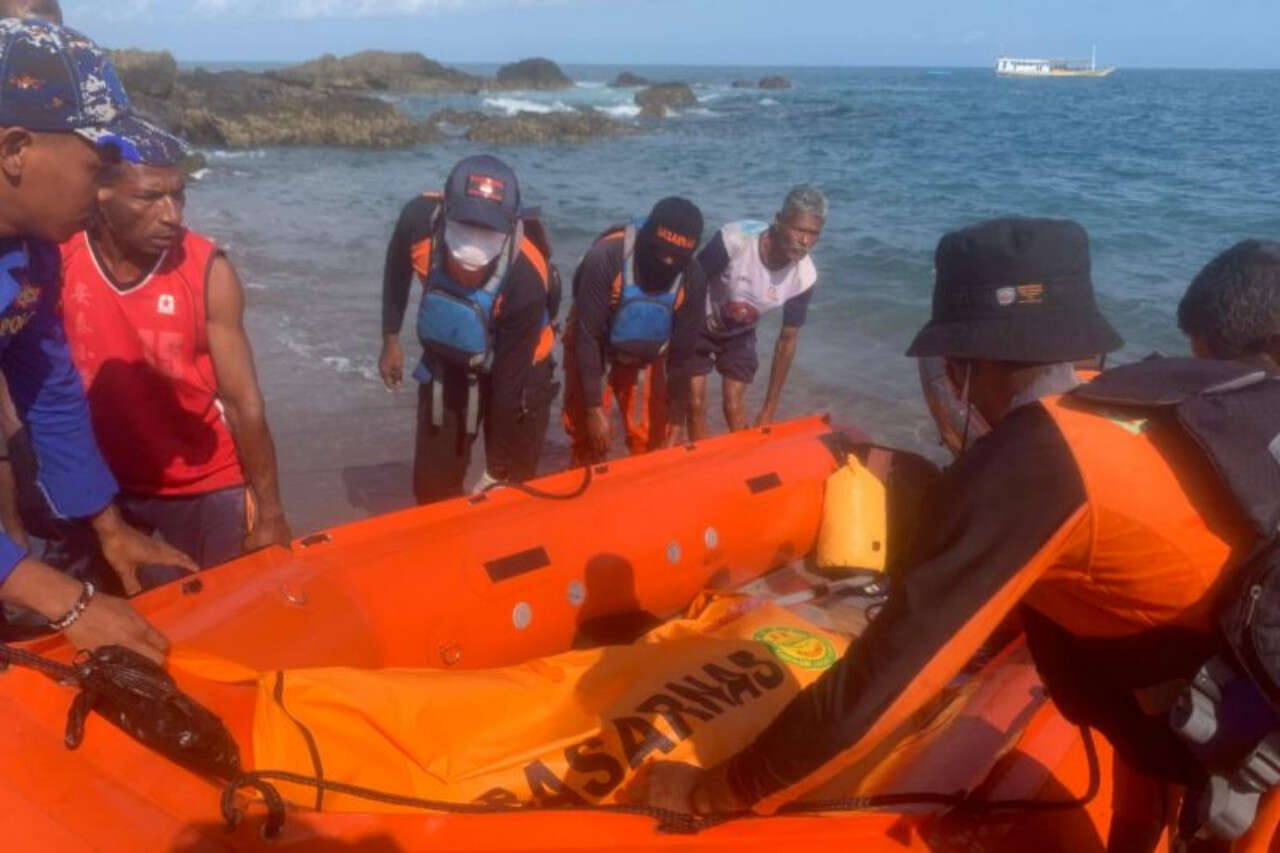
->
[41,136,293,590]
[633,218,1280,849]
[670,185,826,438]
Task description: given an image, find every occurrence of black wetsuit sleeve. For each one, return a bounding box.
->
[381,195,437,337]
[670,260,706,367]
[570,239,619,410]
[781,288,813,328]
[696,231,731,282]
[666,260,707,424]
[725,402,1088,809]
[485,260,547,479]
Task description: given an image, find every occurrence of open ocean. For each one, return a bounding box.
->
[179,64,1280,534]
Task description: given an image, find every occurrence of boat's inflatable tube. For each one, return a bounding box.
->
[129,415,848,677]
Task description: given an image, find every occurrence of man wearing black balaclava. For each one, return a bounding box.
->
[561,197,706,464]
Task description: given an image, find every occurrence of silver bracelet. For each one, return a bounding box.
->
[49,581,96,631]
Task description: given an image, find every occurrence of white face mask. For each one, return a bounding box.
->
[444,220,508,272]
[918,357,992,457]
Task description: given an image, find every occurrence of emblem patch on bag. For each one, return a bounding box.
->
[753,626,837,670]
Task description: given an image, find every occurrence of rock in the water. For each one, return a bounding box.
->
[466,110,637,144]
[731,79,755,89]
[494,58,573,90]
[268,50,483,93]
[132,69,440,149]
[634,82,697,118]
[111,49,178,99]
[758,75,792,89]
[427,109,491,135]
[609,71,651,88]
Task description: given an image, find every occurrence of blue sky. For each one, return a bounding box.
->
[63,0,1280,68]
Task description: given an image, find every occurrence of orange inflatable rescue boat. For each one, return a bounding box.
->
[0,416,1140,851]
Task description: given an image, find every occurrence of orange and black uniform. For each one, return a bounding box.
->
[382,194,556,502]
[726,392,1254,815]
[562,231,706,462]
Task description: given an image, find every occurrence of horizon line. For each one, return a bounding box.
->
[170,57,1280,73]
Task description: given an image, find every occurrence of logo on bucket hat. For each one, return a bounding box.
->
[0,19,189,165]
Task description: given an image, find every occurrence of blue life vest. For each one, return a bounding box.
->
[415,219,522,375]
[608,222,684,364]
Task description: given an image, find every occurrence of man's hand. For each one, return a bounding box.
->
[0,558,169,664]
[65,593,170,665]
[586,406,611,458]
[626,761,744,816]
[243,513,293,553]
[379,335,405,390]
[92,505,197,596]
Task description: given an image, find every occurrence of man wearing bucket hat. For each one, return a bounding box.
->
[380,155,557,503]
[634,217,1275,849]
[0,19,198,663]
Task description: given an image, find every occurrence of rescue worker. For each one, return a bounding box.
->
[562,197,706,464]
[672,186,825,438]
[379,155,556,503]
[631,218,1280,850]
[40,134,293,591]
[0,19,197,662]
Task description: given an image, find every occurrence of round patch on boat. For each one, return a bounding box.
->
[752,626,837,670]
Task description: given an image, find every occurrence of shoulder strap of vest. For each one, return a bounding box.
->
[518,209,553,260]
[1072,357,1280,538]
[1072,357,1269,408]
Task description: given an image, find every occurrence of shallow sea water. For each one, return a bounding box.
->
[181,65,1280,533]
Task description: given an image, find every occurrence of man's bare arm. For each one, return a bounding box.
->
[206,254,292,551]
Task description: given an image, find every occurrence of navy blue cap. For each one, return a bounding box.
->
[444,154,521,233]
[0,18,189,164]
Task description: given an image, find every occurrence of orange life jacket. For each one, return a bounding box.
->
[1024,394,1253,639]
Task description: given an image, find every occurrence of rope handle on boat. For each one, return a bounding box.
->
[481,463,593,501]
[221,727,1100,840]
[0,642,79,683]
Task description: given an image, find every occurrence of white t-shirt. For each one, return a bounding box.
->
[701,220,818,335]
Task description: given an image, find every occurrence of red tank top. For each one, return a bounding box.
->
[59,230,244,496]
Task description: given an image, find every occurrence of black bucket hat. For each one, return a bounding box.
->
[906,217,1123,363]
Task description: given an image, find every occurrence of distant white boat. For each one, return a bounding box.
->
[996,45,1115,77]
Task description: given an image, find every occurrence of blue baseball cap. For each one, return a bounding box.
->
[444,155,521,233]
[0,18,189,165]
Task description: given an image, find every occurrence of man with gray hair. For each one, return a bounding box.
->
[670,186,826,438]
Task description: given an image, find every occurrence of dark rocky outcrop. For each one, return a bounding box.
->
[758,75,792,89]
[493,58,572,90]
[609,71,651,88]
[634,82,697,117]
[267,50,483,93]
[464,109,637,145]
[118,51,440,149]
[110,49,645,150]
[111,49,178,99]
